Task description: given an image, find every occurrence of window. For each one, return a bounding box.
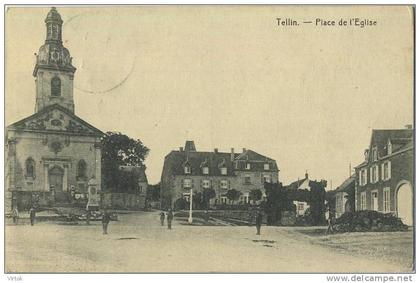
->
[51,76,61,97]
[202,167,209,175]
[77,160,87,179]
[246,163,251,170]
[263,174,271,184]
[184,165,191,174]
[221,196,227,204]
[383,187,391,213]
[244,175,251,184]
[370,166,379,183]
[25,158,35,178]
[382,161,391,181]
[202,180,210,189]
[371,191,378,211]
[220,180,228,189]
[264,163,270,170]
[183,179,192,188]
[220,167,227,175]
[359,169,367,186]
[298,203,304,210]
[336,193,343,215]
[360,192,367,210]
[372,147,378,161]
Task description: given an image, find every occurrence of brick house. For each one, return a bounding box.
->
[354,127,414,225]
[160,141,279,209]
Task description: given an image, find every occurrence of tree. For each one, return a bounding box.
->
[101,132,149,192]
[202,188,216,209]
[249,189,263,203]
[226,189,240,204]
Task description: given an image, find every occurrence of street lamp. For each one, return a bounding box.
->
[188,187,193,224]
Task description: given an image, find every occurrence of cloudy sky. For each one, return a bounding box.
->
[5,6,413,187]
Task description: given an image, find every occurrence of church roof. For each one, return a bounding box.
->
[7,103,104,137]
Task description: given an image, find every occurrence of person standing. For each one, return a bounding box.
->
[256,210,263,235]
[102,209,111,235]
[160,211,165,226]
[325,209,335,235]
[12,207,19,225]
[29,207,36,226]
[167,209,173,230]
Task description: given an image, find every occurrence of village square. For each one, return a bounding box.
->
[4,7,414,273]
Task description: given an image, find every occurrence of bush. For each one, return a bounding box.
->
[174,198,189,211]
[334,210,408,233]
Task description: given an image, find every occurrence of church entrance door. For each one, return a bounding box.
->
[49,166,66,202]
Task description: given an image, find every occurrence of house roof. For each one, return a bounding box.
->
[285,178,307,190]
[371,129,413,157]
[163,144,279,177]
[355,128,413,169]
[7,103,104,137]
[335,174,356,193]
[119,165,148,183]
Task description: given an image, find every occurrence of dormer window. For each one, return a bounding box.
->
[184,165,191,174]
[387,141,392,155]
[246,163,251,170]
[372,147,378,161]
[264,163,270,170]
[221,167,227,175]
[202,167,209,175]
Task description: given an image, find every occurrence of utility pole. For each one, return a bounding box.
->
[188,188,193,224]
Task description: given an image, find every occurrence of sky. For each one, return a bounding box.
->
[5,6,414,187]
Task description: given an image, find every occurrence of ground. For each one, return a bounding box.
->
[5,211,414,273]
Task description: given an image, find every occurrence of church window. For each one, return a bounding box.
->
[25,158,35,178]
[51,77,61,97]
[77,160,87,179]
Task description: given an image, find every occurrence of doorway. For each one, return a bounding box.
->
[371,191,378,211]
[397,183,413,226]
[49,166,65,202]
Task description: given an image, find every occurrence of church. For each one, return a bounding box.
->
[5,8,103,211]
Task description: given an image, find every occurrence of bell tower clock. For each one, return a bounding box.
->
[33,7,77,113]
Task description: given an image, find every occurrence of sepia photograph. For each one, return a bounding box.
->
[4,5,414,274]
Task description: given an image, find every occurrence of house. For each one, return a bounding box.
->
[5,8,103,211]
[354,126,414,225]
[118,165,148,195]
[285,172,328,217]
[334,174,356,218]
[285,173,311,216]
[160,141,279,209]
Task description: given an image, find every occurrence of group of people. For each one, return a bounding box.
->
[10,206,37,226]
[159,209,174,229]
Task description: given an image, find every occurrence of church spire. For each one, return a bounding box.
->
[33,8,77,113]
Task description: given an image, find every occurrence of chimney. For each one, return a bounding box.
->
[364,149,369,161]
[179,147,183,152]
[214,148,218,153]
[230,148,235,161]
[405,124,413,129]
[305,171,308,179]
[184,140,196,152]
[242,148,246,153]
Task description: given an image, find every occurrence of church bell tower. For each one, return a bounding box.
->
[33,7,76,113]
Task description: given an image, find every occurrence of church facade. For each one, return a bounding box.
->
[5,8,103,211]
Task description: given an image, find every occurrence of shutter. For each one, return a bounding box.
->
[359,171,362,185]
[191,179,194,188]
[369,168,372,183]
[387,161,391,180]
[181,178,184,188]
[228,180,231,189]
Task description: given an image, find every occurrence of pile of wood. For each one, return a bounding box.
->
[334,210,408,233]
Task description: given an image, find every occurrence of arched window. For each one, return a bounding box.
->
[77,160,87,179]
[25,158,35,178]
[51,76,61,97]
